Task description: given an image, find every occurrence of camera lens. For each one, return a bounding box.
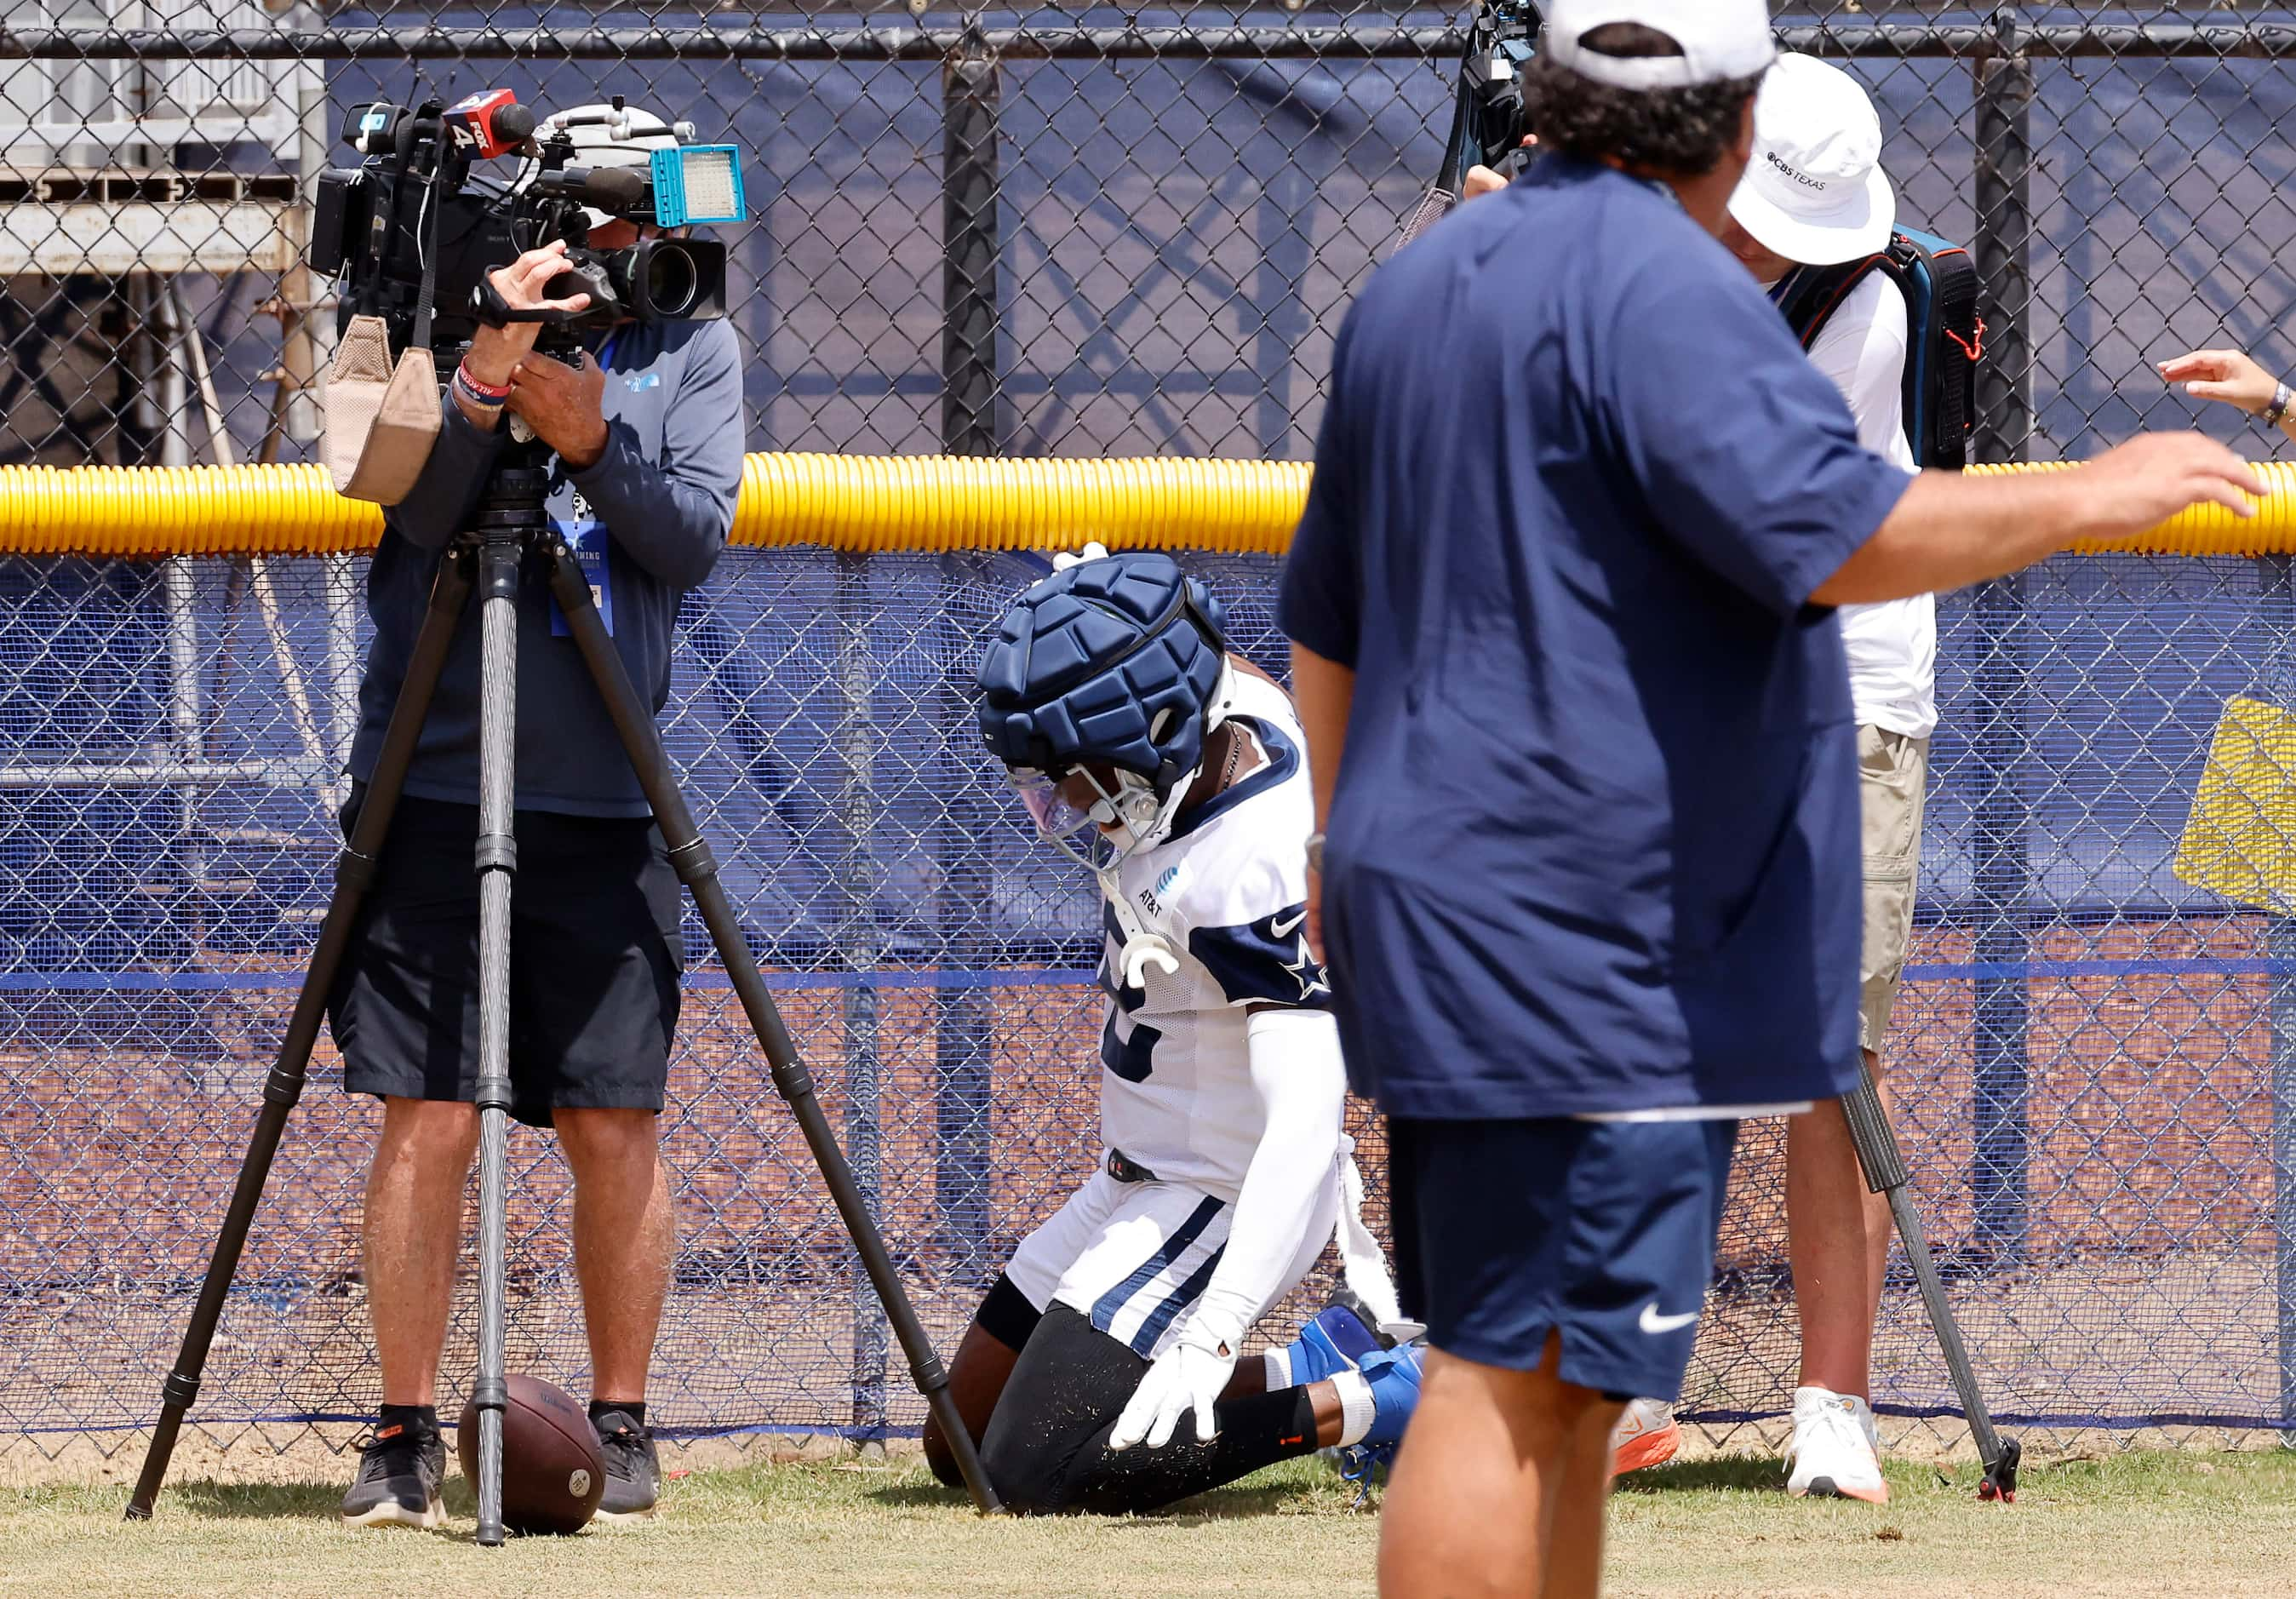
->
[642,244,701,318]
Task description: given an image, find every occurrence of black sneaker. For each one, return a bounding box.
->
[593,1410,659,1522]
[340,1419,445,1529]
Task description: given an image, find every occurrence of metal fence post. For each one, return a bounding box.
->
[931,28,1001,1270]
[153,295,205,903]
[1968,5,2035,1264]
[1228,59,1341,458]
[2263,554,2296,1437]
[833,553,888,1453]
[943,27,1002,459]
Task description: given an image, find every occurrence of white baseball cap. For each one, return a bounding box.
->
[1541,0,1776,92]
[1727,54,1897,266]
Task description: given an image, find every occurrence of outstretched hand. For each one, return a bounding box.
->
[2159,348,2279,417]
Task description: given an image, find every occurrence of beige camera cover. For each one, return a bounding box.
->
[321,314,441,505]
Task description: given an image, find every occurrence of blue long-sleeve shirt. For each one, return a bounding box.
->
[346,316,742,817]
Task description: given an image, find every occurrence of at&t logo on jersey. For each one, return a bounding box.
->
[1137,863,1185,920]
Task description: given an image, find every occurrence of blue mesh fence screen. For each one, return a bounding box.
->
[5,547,2296,1453]
[6,3,2296,1456]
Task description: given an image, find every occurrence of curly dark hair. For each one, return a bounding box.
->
[1524,22,1764,179]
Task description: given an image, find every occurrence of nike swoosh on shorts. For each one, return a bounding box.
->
[1640,1302,1700,1335]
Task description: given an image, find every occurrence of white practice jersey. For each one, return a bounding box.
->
[1096,668,1333,1200]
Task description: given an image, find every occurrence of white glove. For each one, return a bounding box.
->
[1052,541,1111,572]
[1108,1318,1239,1450]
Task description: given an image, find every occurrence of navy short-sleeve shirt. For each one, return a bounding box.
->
[1280,157,1913,1119]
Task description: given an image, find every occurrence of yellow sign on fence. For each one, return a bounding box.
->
[2175,694,2296,914]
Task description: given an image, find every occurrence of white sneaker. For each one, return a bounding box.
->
[1608,1397,1680,1477]
[1784,1385,1887,1504]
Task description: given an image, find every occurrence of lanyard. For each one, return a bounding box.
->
[595,328,623,373]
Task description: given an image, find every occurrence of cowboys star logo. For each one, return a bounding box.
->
[1267,907,1330,1003]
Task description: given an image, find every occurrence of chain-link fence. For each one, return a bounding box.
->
[10,3,2296,1463]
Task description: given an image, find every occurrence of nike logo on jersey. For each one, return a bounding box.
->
[1270,908,1307,938]
[1639,1302,1699,1335]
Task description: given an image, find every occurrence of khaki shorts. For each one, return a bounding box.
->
[1858,725,1929,1055]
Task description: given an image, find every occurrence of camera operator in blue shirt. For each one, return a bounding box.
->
[329,102,742,1532]
[1279,4,2258,1593]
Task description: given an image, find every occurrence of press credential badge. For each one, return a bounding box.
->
[550,484,615,637]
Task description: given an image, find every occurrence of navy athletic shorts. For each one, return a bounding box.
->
[326,790,684,1129]
[1388,1115,1738,1401]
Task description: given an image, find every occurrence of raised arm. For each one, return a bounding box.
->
[1812,433,2263,606]
[385,243,592,550]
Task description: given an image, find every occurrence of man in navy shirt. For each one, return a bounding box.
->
[1280,3,2256,1594]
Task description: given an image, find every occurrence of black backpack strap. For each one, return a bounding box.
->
[1771,253,1892,352]
[1773,229,1983,470]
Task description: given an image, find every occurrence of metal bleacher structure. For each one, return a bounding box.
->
[0,0,348,955]
[0,0,317,410]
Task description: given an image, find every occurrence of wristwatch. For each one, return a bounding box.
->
[2265,381,2293,429]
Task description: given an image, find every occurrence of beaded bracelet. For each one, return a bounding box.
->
[2265,381,2293,430]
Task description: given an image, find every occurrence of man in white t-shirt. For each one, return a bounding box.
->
[1702,51,1930,1505]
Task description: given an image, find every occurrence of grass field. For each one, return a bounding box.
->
[5,1447,2296,1598]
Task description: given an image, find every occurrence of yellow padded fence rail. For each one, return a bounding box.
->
[0,456,1315,558]
[0,455,2292,559]
[1962,460,2296,557]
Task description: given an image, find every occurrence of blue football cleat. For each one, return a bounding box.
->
[1283,1299,1386,1387]
[1339,1340,1426,1495]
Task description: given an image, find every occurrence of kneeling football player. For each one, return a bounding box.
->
[923,550,1422,1515]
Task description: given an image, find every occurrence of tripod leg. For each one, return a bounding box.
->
[543,545,1005,1515]
[1840,1058,2021,1503]
[127,547,476,1522]
[470,532,521,1548]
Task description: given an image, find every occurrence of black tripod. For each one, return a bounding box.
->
[124,443,1003,1536]
[1841,1058,2020,1503]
